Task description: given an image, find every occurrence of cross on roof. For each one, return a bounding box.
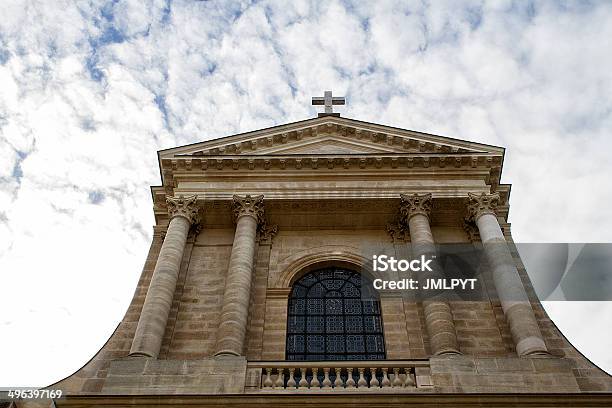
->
[312,90,345,117]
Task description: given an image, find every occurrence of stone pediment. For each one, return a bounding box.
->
[160,116,503,159]
[252,136,405,155]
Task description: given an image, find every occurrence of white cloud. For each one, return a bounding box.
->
[1,0,611,387]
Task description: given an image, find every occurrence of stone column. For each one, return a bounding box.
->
[467,192,548,356]
[400,193,461,355]
[130,195,199,358]
[214,194,265,356]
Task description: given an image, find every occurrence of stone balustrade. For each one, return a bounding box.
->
[247,360,432,391]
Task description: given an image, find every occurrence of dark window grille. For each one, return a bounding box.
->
[286,267,385,361]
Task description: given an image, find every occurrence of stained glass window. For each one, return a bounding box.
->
[286,267,385,361]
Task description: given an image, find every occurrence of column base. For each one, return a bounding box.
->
[434,349,463,356]
[127,351,154,358]
[214,349,242,357]
[521,350,552,358]
[516,336,549,357]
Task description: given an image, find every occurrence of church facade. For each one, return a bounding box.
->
[53,113,612,406]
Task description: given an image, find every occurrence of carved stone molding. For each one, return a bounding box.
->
[166,195,199,223]
[232,194,278,243]
[399,193,433,220]
[386,221,410,243]
[257,222,278,244]
[153,224,168,238]
[161,154,503,174]
[232,194,264,222]
[266,288,292,299]
[463,220,480,243]
[466,192,500,222]
[189,222,203,240]
[388,193,434,243]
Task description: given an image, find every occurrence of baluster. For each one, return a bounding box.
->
[369,368,380,388]
[404,368,416,387]
[333,368,344,388]
[392,367,403,387]
[274,368,285,389]
[298,368,309,388]
[357,368,367,387]
[263,368,273,388]
[311,367,321,388]
[322,368,332,388]
[286,368,296,388]
[345,367,356,388]
[381,368,391,388]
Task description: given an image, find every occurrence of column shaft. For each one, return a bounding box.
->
[401,193,461,356]
[477,213,548,356]
[468,192,548,356]
[130,216,191,358]
[215,195,263,356]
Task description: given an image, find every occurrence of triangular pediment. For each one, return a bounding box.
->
[161,116,503,159]
[252,135,407,155]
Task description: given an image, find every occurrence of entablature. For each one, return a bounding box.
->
[149,195,510,231]
[158,154,503,199]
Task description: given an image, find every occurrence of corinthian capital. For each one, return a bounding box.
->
[232,194,264,222]
[399,193,433,220]
[466,192,500,221]
[166,195,199,223]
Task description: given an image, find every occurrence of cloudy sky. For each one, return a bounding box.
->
[1,0,612,387]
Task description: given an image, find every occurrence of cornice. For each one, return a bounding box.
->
[163,153,502,170]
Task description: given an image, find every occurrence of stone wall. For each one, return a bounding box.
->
[430,355,580,393]
[102,356,247,394]
[451,301,509,356]
[163,235,231,359]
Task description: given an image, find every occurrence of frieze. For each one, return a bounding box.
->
[187,197,484,214]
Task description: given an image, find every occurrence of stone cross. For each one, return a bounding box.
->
[312,90,345,115]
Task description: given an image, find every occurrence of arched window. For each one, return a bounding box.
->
[286,267,385,361]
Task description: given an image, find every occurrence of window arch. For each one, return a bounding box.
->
[286,267,385,361]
